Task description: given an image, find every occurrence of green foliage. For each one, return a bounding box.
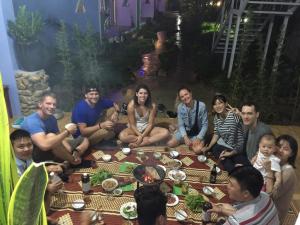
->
[74,24,102,87]
[56,21,75,109]
[8,163,48,225]
[7,5,44,45]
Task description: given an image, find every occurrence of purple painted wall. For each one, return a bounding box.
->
[156,0,166,12]
[115,0,137,27]
[141,0,154,18]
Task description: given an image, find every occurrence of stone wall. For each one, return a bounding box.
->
[15,70,50,115]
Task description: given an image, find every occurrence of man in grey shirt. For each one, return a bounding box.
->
[241,102,272,160]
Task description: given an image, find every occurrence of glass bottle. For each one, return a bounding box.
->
[209,164,217,184]
[82,173,91,194]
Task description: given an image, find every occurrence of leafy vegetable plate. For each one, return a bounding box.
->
[120,202,137,219]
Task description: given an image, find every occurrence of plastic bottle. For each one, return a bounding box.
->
[82,173,91,194]
[202,201,213,224]
[210,164,217,184]
[49,171,62,183]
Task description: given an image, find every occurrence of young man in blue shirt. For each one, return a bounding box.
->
[21,92,88,164]
[72,86,120,146]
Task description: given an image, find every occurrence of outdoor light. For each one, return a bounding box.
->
[243,17,249,23]
[209,1,214,6]
[216,1,222,7]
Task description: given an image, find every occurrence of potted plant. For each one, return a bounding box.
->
[7,5,45,70]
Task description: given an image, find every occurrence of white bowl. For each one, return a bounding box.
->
[65,123,76,130]
[102,178,118,192]
[122,148,131,155]
[216,166,221,174]
[102,154,112,162]
[170,150,179,158]
[175,210,188,221]
[203,186,215,196]
[197,155,207,162]
[72,199,85,210]
[113,188,123,196]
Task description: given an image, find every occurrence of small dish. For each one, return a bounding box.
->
[203,186,215,196]
[157,165,167,172]
[72,199,85,210]
[102,178,118,192]
[197,155,207,162]
[153,152,162,159]
[167,159,182,170]
[168,170,186,181]
[122,148,131,155]
[102,154,112,162]
[175,210,188,221]
[169,150,179,158]
[113,188,123,196]
[120,202,137,220]
[166,193,179,207]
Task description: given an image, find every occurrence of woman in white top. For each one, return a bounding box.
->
[119,84,169,148]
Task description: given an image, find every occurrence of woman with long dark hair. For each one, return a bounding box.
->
[119,84,169,148]
[202,94,249,172]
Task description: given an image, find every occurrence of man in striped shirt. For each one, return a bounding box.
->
[209,166,279,225]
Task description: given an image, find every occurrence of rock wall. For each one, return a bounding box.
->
[15,70,50,115]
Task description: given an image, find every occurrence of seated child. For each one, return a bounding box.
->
[252,134,281,193]
[10,129,63,225]
[10,129,34,176]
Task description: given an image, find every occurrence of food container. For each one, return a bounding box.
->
[102,154,112,162]
[101,178,118,192]
[203,186,215,196]
[197,155,207,162]
[169,150,179,158]
[122,148,131,155]
[153,152,162,159]
[72,199,85,210]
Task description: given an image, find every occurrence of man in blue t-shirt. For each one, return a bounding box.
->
[21,92,89,164]
[72,86,120,146]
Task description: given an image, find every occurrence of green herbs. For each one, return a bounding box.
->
[90,170,112,186]
[184,194,205,213]
[123,205,137,218]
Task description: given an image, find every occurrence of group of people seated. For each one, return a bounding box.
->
[10,83,298,224]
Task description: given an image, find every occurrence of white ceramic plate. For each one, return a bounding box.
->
[167,159,182,169]
[120,202,137,220]
[168,170,186,181]
[203,186,215,196]
[197,155,207,162]
[72,199,85,210]
[166,193,179,207]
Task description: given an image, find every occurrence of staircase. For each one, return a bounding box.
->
[211,0,300,78]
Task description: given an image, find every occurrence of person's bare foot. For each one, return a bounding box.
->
[139,137,151,147]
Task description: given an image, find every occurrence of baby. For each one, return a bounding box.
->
[252,134,281,194]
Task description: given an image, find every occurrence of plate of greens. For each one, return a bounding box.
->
[91,169,112,186]
[120,202,137,219]
[184,194,205,213]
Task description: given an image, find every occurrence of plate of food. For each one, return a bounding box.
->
[102,178,118,192]
[120,202,137,220]
[168,170,186,181]
[166,193,179,207]
[167,159,182,170]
